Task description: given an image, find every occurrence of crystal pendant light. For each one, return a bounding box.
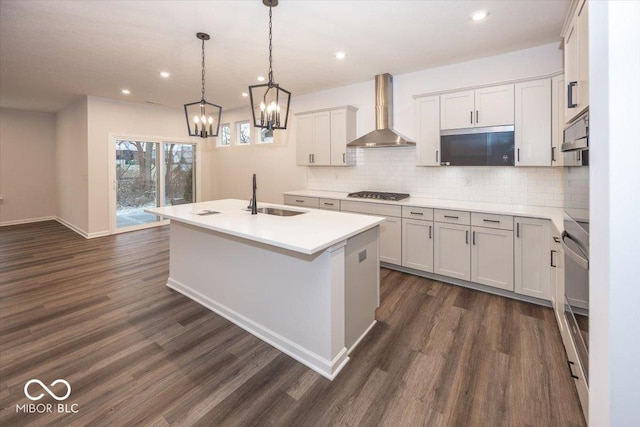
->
[248,0,291,130]
[184,33,222,138]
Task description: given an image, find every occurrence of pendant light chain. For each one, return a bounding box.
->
[201,37,206,101]
[268,2,273,85]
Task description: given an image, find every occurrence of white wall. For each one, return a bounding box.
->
[0,108,57,225]
[211,107,307,204]
[590,1,640,425]
[86,96,205,235]
[56,98,88,233]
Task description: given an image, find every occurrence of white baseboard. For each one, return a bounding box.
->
[55,217,89,238]
[167,277,349,380]
[347,320,377,355]
[0,216,55,227]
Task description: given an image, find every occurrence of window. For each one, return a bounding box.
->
[236,121,251,145]
[218,123,231,147]
[259,128,274,144]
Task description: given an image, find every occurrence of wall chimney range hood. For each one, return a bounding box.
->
[347,74,415,148]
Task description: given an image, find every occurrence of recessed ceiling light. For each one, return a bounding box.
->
[257,76,265,82]
[160,71,171,78]
[335,51,346,60]
[241,92,248,97]
[121,89,130,95]
[470,10,490,21]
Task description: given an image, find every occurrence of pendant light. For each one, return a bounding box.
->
[184,33,222,138]
[248,0,291,130]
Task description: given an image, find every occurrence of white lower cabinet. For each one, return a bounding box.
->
[514,217,552,300]
[471,226,514,291]
[380,217,402,265]
[402,218,434,273]
[283,195,320,208]
[434,222,470,281]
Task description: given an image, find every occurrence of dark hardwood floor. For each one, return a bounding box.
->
[0,221,585,426]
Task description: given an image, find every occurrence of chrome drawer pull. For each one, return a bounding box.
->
[444,215,459,219]
[410,211,424,215]
[483,219,500,223]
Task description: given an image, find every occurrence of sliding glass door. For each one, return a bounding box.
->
[114,139,196,231]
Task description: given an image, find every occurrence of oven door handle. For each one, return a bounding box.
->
[562,231,589,270]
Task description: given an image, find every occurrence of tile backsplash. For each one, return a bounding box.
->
[307,147,589,209]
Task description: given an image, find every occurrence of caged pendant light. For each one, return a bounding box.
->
[184,33,222,138]
[248,0,291,131]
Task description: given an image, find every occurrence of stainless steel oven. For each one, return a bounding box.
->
[562,211,589,384]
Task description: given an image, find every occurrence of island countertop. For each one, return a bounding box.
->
[146,199,384,255]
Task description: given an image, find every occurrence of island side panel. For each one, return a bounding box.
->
[345,226,380,352]
[166,220,348,379]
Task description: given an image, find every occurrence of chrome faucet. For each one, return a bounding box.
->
[249,174,258,214]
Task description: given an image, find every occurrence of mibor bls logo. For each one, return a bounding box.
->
[16,379,79,414]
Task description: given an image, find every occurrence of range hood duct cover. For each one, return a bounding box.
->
[347,73,415,148]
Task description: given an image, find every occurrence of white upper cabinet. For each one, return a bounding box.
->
[515,78,552,167]
[551,74,565,167]
[295,106,356,166]
[416,95,440,166]
[440,84,514,130]
[563,0,589,123]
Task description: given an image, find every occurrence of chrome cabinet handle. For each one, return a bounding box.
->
[295,199,304,203]
[470,111,473,125]
[323,202,334,206]
[475,110,479,123]
[472,231,476,245]
[568,81,578,108]
[429,225,432,239]
[444,215,459,219]
[308,154,311,163]
[577,151,581,161]
[516,222,520,238]
[410,211,424,216]
[483,219,500,224]
[551,250,557,267]
[436,150,439,163]
[466,230,469,244]
[343,153,346,163]
[552,146,556,162]
[517,148,520,162]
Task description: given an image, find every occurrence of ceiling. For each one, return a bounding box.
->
[0,0,569,114]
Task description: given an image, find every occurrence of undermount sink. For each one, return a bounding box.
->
[257,207,306,217]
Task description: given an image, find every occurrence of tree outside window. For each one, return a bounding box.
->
[237,121,251,145]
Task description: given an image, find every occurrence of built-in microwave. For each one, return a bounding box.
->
[440,126,514,166]
[562,110,589,166]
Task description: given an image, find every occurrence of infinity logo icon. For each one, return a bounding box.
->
[24,379,71,401]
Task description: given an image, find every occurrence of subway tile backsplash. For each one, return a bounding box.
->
[307,147,589,209]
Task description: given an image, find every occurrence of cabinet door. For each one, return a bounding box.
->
[416,96,441,166]
[434,222,470,281]
[471,226,514,291]
[577,0,589,112]
[564,17,580,123]
[514,217,551,300]
[515,79,551,167]
[440,90,474,130]
[380,216,402,265]
[329,109,356,166]
[296,114,314,166]
[475,84,514,127]
[312,112,331,165]
[402,219,434,273]
[551,75,565,167]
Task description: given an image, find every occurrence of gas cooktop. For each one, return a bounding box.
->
[347,191,410,201]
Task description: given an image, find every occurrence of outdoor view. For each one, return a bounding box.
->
[116,140,195,228]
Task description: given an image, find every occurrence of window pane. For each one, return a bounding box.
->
[164,143,195,206]
[115,140,160,228]
[259,128,274,144]
[219,124,231,147]
[237,121,251,145]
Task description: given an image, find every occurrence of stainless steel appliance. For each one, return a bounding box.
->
[347,191,410,201]
[439,126,514,166]
[347,74,415,148]
[562,110,589,152]
[562,210,589,383]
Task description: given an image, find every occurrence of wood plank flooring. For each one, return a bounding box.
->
[0,221,586,426]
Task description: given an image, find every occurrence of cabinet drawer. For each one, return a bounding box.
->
[340,200,401,217]
[319,198,340,211]
[471,212,513,230]
[402,206,434,220]
[434,209,470,225]
[283,195,320,208]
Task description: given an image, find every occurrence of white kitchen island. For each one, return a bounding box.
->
[146,199,383,379]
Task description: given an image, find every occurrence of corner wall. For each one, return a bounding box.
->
[0,108,56,225]
[56,98,89,234]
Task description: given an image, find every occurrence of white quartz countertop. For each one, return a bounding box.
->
[283,190,588,232]
[145,199,384,255]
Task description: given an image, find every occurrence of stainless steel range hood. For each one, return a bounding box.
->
[347,74,415,148]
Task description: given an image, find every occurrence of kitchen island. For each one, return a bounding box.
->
[146,199,383,379]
